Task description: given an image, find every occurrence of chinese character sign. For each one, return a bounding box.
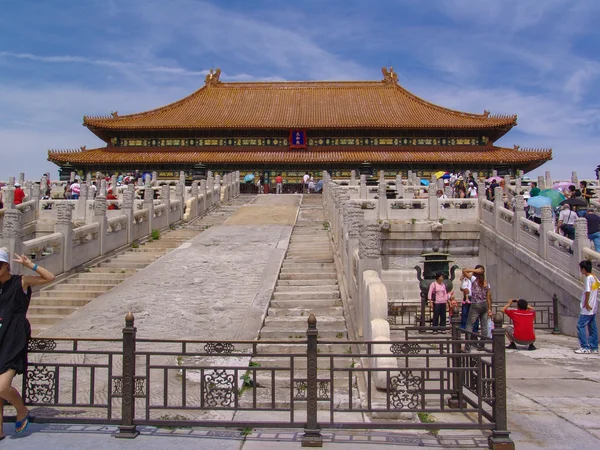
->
[289,130,307,149]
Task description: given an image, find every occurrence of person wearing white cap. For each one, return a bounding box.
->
[13,183,26,206]
[0,248,55,436]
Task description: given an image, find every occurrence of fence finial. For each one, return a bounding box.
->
[125,312,135,325]
[308,313,317,327]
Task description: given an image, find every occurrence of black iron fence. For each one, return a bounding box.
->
[389,296,559,332]
[16,313,514,448]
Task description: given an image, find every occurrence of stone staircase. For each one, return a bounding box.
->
[245,194,359,409]
[28,196,253,336]
[28,229,200,335]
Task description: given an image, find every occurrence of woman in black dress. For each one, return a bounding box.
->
[0,249,55,437]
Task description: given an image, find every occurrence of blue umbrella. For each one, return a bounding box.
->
[527,195,552,208]
[441,173,451,179]
[243,173,255,183]
[315,180,323,192]
[420,179,430,186]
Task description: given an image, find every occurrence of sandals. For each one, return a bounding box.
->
[15,412,30,433]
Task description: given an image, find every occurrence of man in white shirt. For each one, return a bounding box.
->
[575,260,598,354]
[557,204,577,239]
[303,172,310,193]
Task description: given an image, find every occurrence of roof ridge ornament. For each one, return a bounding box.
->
[483,110,490,117]
[111,111,119,118]
[205,68,222,87]
[382,66,398,85]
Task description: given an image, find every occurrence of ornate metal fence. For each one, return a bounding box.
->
[19,313,514,449]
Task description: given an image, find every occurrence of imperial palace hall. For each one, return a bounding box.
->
[48,67,551,183]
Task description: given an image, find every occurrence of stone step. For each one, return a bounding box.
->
[270,298,341,308]
[87,267,139,274]
[256,342,351,354]
[278,272,337,280]
[286,251,332,257]
[263,317,346,329]
[98,262,149,269]
[260,329,346,339]
[27,314,66,325]
[251,356,354,369]
[65,276,126,285]
[28,305,79,316]
[274,285,339,293]
[47,283,116,292]
[276,279,338,287]
[129,248,170,253]
[272,291,339,300]
[281,262,335,269]
[110,253,162,261]
[285,257,333,263]
[280,267,336,274]
[30,297,92,307]
[267,307,344,317]
[39,290,107,299]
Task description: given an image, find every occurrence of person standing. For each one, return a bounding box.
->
[0,248,56,436]
[580,181,593,204]
[427,272,454,332]
[462,266,493,351]
[71,179,81,200]
[258,173,265,194]
[529,181,540,197]
[574,260,599,354]
[13,183,26,206]
[584,205,600,254]
[275,173,283,195]
[557,204,577,240]
[303,172,310,193]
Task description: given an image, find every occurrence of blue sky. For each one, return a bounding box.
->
[1,0,599,181]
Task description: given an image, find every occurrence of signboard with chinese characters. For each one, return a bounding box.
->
[289,130,307,149]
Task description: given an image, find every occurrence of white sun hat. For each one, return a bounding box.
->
[0,248,9,264]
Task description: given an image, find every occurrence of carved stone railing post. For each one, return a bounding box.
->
[545,171,552,191]
[359,175,367,199]
[503,175,510,195]
[31,183,41,220]
[515,177,522,194]
[190,181,199,220]
[489,313,515,450]
[301,314,322,447]
[346,201,364,324]
[24,181,32,202]
[116,312,139,439]
[3,186,15,210]
[123,185,135,243]
[99,179,107,198]
[395,174,404,198]
[572,218,589,277]
[70,171,76,183]
[75,181,88,221]
[214,174,221,203]
[493,186,504,231]
[377,171,388,220]
[152,171,158,187]
[571,171,578,187]
[538,205,553,260]
[111,175,118,190]
[350,170,357,186]
[19,172,25,186]
[160,184,171,225]
[200,179,207,214]
[94,193,108,255]
[428,175,438,221]
[492,169,498,178]
[358,222,382,337]
[143,177,154,234]
[54,203,74,272]
[0,205,23,274]
[537,175,545,192]
[513,195,525,243]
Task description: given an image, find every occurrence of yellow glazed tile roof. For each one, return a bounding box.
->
[48,145,551,166]
[83,69,517,131]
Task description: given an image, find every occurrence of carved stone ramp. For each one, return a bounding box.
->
[38,194,296,341]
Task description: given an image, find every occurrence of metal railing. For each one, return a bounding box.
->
[17,313,514,448]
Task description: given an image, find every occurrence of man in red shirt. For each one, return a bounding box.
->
[13,183,26,205]
[502,298,536,350]
[275,174,283,195]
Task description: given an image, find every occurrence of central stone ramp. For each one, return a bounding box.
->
[247,194,359,410]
